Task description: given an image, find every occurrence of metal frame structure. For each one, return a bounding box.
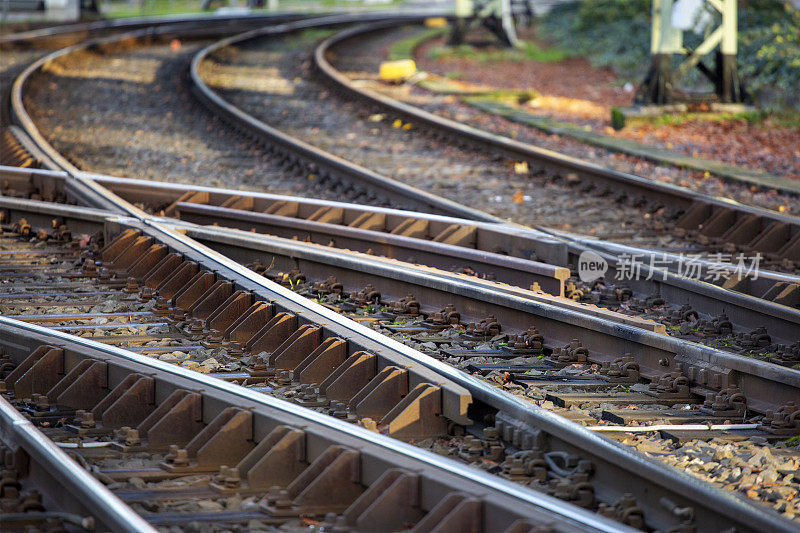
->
[450,0,519,47]
[636,0,745,104]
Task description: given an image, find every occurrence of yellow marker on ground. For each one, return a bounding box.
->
[424,17,448,28]
[379,59,417,82]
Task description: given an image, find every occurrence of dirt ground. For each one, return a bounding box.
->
[415,27,800,181]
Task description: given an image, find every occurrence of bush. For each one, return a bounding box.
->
[538,1,651,80]
[738,2,800,95]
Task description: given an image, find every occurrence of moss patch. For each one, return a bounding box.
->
[388,27,447,61]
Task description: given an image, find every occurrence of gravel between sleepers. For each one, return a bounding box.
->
[20,39,350,202]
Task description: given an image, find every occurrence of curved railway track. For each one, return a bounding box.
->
[9,16,800,270]
[187,21,800,343]
[1,13,799,532]
[313,22,800,272]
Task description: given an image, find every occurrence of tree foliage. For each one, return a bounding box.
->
[738,1,800,93]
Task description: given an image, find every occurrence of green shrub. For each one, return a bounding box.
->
[538,1,651,80]
[738,2,800,95]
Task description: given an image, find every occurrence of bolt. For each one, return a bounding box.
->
[165,445,189,466]
[31,394,49,411]
[506,457,527,480]
[360,418,378,431]
[172,449,189,467]
[124,277,139,293]
[265,486,280,505]
[227,343,243,357]
[218,465,241,488]
[154,297,171,316]
[82,259,97,276]
[275,489,292,509]
[75,410,95,428]
[124,428,140,446]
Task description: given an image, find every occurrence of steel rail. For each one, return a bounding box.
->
[179,222,800,406]
[167,202,800,341]
[313,22,800,264]
[88,170,800,344]
[0,194,797,532]
[2,16,799,529]
[0,317,622,533]
[180,220,659,331]
[8,11,499,222]
[136,223,800,532]
[0,397,157,533]
[2,164,799,345]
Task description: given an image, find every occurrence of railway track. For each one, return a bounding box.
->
[5,13,800,358]
[0,323,615,532]
[185,21,800,347]
[3,164,800,360]
[9,16,800,276]
[1,13,799,530]
[7,12,484,219]
[0,185,799,530]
